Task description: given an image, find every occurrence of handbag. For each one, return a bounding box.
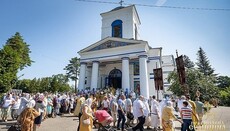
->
[127,112,134,120]
[83,118,91,125]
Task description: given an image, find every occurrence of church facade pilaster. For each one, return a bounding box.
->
[139,55,149,98]
[78,62,87,91]
[122,57,130,92]
[90,61,99,90]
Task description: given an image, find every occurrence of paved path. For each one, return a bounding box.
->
[0,106,229,131]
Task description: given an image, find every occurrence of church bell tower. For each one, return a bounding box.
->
[100,5,141,40]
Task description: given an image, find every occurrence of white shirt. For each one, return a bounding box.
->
[12,99,21,109]
[135,99,145,118]
[125,98,132,112]
[2,98,13,108]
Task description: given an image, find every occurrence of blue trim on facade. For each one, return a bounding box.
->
[138,55,148,58]
[148,56,161,60]
[80,51,146,61]
[150,77,154,79]
[92,60,100,63]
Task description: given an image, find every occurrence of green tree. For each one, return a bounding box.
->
[50,76,59,93]
[39,77,51,92]
[168,68,219,101]
[216,76,230,89]
[196,47,214,76]
[17,79,31,92]
[183,55,194,68]
[28,78,39,93]
[5,32,33,70]
[50,74,70,92]
[0,32,32,93]
[64,57,80,93]
[219,87,230,106]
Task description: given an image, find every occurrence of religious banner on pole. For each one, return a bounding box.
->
[153,68,163,90]
[175,55,186,85]
[175,55,189,95]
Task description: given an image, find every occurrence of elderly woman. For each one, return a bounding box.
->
[46,95,53,117]
[18,93,30,116]
[34,93,46,131]
[79,99,93,131]
[162,101,182,131]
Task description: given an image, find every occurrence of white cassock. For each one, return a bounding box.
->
[150,100,160,128]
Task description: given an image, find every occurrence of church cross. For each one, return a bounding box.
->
[119,0,124,6]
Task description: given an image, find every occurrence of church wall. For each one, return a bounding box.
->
[132,10,140,40]
[162,55,176,95]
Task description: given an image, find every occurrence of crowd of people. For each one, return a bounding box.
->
[0,88,207,131]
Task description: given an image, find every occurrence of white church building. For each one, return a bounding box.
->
[77,5,165,98]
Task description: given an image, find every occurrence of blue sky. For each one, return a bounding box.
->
[0,0,230,82]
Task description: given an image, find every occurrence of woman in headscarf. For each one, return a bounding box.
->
[162,101,182,131]
[18,93,30,116]
[46,95,53,117]
[78,98,93,131]
[33,93,46,131]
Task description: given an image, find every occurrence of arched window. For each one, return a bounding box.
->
[111,20,122,38]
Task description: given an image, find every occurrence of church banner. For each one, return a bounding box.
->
[153,68,163,90]
[175,55,186,85]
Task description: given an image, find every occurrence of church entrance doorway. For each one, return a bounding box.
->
[108,68,122,90]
